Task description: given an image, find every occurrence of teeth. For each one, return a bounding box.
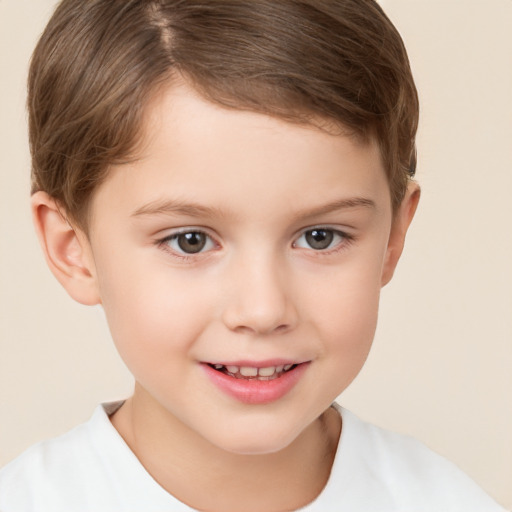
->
[258,366,276,377]
[212,363,296,378]
[239,366,258,377]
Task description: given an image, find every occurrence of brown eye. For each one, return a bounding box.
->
[305,229,334,250]
[294,227,350,252]
[176,232,208,253]
[161,230,216,258]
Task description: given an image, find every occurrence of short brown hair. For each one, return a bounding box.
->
[28,0,418,230]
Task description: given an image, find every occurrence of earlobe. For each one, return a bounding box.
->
[381,182,421,286]
[31,191,101,305]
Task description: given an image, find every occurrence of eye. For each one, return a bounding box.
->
[294,228,348,251]
[162,230,215,255]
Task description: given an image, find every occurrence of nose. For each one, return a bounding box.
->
[221,253,298,336]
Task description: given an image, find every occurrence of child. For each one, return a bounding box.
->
[0,0,507,510]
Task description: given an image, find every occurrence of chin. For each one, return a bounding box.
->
[206,418,306,456]
[218,436,294,456]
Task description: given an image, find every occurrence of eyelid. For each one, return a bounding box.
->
[156,227,219,259]
[293,225,354,252]
[155,224,354,260]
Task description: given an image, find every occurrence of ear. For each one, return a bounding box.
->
[31,191,101,305]
[381,182,421,286]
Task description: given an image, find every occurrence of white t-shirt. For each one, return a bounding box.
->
[0,402,507,512]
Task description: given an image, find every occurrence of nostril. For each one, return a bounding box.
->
[232,323,290,336]
[232,325,256,335]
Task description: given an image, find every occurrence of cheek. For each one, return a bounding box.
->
[95,253,215,374]
[316,287,380,398]
[302,257,382,367]
[321,285,380,355]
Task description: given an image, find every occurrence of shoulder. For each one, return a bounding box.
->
[0,422,87,508]
[319,405,508,512]
[0,403,122,512]
[0,402,186,512]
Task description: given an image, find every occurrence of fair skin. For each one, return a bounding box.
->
[32,82,419,511]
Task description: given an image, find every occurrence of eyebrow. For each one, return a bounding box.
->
[131,196,376,219]
[131,199,229,219]
[297,197,376,219]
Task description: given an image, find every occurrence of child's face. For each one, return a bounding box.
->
[81,83,407,454]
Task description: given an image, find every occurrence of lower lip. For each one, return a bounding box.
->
[201,363,309,405]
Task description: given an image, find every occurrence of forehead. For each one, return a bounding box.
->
[90,82,390,225]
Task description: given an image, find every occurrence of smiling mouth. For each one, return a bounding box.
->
[207,363,298,381]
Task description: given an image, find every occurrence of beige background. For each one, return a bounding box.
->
[1,0,511,508]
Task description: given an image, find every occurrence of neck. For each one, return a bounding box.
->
[110,385,341,512]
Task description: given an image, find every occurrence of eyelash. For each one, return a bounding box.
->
[156,226,354,261]
[293,227,354,254]
[157,228,218,261]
